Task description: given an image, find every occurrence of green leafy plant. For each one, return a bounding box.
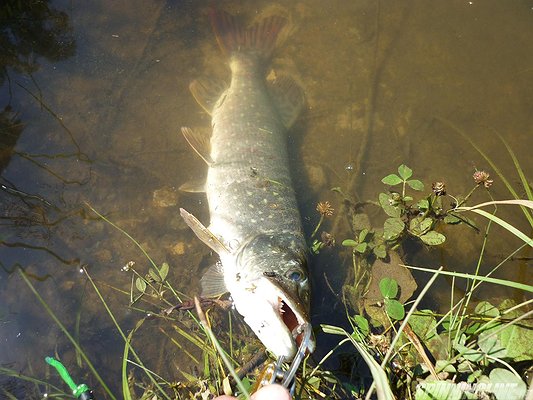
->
[323,137,532,400]
[381,164,425,194]
[379,278,405,321]
[380,164,458,247]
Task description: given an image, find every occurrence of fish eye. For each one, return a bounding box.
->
[287,270,304,282]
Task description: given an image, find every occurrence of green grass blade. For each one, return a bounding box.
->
[437,117,517,196]
[436,117,533,227]
[194,297,250,400]
[457,199,533,210]
[381,267,443,368]
[0,389,18,400]
[0,367,67,395]
[122,328,135,400]
[159,328,201,364]
[85,202,158,270]
[83,268,171,400]
[321,325,394,400]
[456,207,533,247]
[402,264,533,292]
[498,135,533,202]
[17,269,117,400]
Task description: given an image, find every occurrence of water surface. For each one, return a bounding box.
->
[1,0,531,397]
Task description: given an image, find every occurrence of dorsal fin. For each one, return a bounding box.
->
[189,78,227,115]
[180,127,213,165]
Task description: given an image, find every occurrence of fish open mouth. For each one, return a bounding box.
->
[278,296,309,351]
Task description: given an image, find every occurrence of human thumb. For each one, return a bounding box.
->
[252,384,291,400]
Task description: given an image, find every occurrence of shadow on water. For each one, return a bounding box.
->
[0,0,87,396]
[0,0,81,261]
[0,0,75,85]
[0,0,91,287]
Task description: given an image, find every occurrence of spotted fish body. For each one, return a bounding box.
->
[180,10,314,359]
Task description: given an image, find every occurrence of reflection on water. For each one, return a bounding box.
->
[0,0,531,397]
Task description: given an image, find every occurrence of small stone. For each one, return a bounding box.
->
[153,187,178,208]
[171,242,187,255]
[60,280,76,291]
[94,248,113,263]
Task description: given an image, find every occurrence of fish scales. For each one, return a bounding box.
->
[180,9,314,359]
[209,76,302,247]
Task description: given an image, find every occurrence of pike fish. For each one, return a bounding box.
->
[179,9,314,360]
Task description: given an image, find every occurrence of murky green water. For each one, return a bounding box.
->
[1,0,531,397]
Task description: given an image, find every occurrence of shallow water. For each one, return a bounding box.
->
[0,0,531,397]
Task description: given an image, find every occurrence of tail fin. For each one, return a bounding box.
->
[209,9,287,60]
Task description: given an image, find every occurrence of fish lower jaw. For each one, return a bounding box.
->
[278,296,314,356]
[225,276,312,358]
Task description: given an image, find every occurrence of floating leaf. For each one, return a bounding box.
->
[435,360,456,373]
[409,216,433,236]
[342,239,357,247]
[488,368,527,400]
[385,298,405,320]
[159,262,169,281]
[475,301,499,318]
[478,315,533,362]
[379,193,402,217]
[407,179,424,191]
[409,310,438,340]
[397,164,413,180]
[148,268,161,282]
[456,360,473,373]
[382,174,403,186]
[359,228,369,242]
[453,343,484,362]
[478,332,507,359]
[135,277,147,293]
[404,195,413,202]
[353,315,370,337]
[373,244,387,259]
[450,213,479,230]
[383,217,405,240]
[467,369,482,383]
[443,213,462,224]
[363,252,417,327]
[417,198,430,210]
[355,242,368,253]
[420,230,446,245]
[379,277,398,298]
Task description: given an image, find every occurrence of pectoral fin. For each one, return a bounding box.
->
[181,127,213,166]
[201,261,228,297]
[179,179,206,193]
[179,208,230,255]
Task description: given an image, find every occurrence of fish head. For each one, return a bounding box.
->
[224,234,315,359]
